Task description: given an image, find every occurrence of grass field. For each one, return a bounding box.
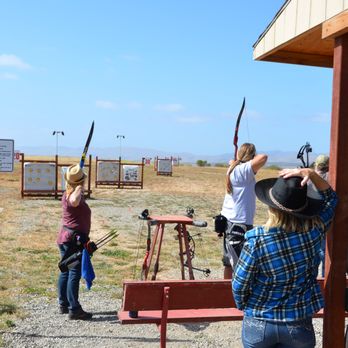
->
[0,157,278,333]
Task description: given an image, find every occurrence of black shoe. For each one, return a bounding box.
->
[59,306,69,314]
[68,308,93,320]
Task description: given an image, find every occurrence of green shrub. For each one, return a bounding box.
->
[215,163,228,168]
[196,160,209,167]
[266,165,282,171]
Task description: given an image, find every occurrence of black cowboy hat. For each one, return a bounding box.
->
[255,176,323,218]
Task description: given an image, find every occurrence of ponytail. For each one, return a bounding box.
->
[226,143,256,194]
[226,160,240,194]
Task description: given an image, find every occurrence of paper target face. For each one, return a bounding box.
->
[24,162,56,190]
[157,159,172,173]
[97,161,120,181]
[61,167,68,190]
[122,165,139,182]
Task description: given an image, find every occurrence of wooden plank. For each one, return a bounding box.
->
[121,278,348,312]
[119,278,348,327]
[118,307,348,324]
[322,10,348,39]
[263,50,333,68]
[149,215,193,224]
[122,280,235,311]
[118,308,243,324]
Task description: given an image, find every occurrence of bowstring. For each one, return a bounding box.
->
[245,107,250,143]
[132,218,146,279]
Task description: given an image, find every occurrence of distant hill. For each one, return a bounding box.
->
[18,145,324,168]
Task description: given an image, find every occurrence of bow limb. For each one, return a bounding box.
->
[79,121,94,169]
[296,142,312,168]
[233,97,246,160]
[141,221,152,280]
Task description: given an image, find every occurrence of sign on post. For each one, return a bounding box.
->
[14,150,21,162]
[0,139,14,172]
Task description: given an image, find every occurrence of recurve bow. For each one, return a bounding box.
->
[233,97,246,160]
[79,121,94,168]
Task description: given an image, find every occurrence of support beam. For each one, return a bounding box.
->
[260,50,333,68]
[323,32,348,348]
[322,10,348,40]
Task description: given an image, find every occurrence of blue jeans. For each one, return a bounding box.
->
[58,243,82,312]
[242,316,315,348]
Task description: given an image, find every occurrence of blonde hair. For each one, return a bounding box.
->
[226,143,256,194]
[65,180,84,198]
[264,207,325,233]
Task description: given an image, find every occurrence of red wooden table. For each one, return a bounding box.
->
[142,215,205,281]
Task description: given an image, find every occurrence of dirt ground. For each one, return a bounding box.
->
[0,161,293,347]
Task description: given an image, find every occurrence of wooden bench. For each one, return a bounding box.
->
[117,278,347,347]
[118,279,242,347]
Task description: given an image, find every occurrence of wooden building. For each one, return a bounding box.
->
[253,1,348,346]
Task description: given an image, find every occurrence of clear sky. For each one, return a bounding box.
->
[0,1,332,156]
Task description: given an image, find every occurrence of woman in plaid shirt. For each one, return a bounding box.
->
[232,167,337,348]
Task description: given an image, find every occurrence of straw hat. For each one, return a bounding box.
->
[314,155,329,171]
[255,176,323,218]
[64,164,87,185]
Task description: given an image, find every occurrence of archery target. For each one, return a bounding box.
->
[122,165,139,182]
[157,159,172,173]
[61,166,68,190]
[97,161,120,181]
[61,166,87,190]
[24,162,56,190]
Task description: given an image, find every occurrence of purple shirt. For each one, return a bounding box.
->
[57,192,91,244]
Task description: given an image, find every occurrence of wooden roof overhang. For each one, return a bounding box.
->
[253,1,348,68]
[253,2,348,348]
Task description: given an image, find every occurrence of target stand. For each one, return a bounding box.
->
[142,215,207,281]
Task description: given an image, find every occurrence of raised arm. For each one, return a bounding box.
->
[280,168,330,191]
[69,185,84,207]
[251,154,268,174]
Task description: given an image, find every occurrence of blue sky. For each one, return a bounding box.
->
[0,1,332,156]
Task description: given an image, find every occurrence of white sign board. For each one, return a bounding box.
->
[157,159,172,173]
[0,139,14,172]
[122,165,139,182]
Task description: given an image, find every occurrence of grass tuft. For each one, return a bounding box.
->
[0,304,17,315]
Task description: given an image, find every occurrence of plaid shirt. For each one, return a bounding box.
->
[232,188,338,321]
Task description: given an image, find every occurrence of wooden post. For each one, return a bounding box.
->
[95,156,98,188]
[87,154,92,198]
[141,157,144,189]
[159,286,170,348]
[323,32,348,348]
[20,153,24,198]
[118,156,121,189]
[55,155,58,199]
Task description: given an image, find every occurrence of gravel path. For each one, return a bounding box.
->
[1,285,327,348]
[1,286,244,348]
